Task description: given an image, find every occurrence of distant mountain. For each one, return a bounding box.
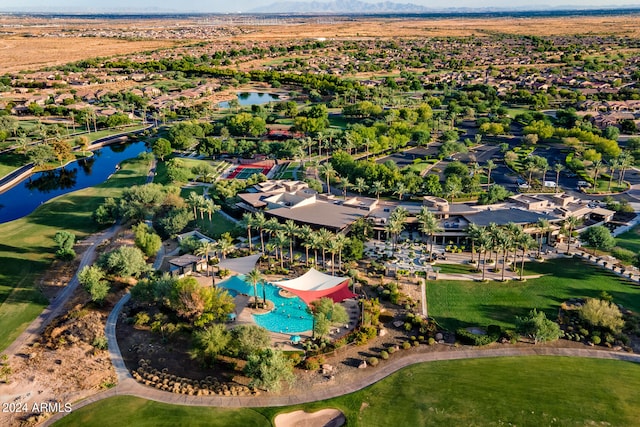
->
[249,0,431,14]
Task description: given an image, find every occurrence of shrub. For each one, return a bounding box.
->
[387,346,396,354]
[368,357,379,367]
[413,340,420,347]
[304,357,320,371]
[92,336,108,350]
[455,328,498,346]
[380,350,389,360]
[612,247,636,264]
[428,337,436,345]
[402,341,411,350]
[134,312,150,327]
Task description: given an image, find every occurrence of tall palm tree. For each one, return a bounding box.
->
[195,241,215,277]
[515,232,535,281]
[466,222,483,264]
[417,207,441,259]
[371,180,385,200]
[341,176,351,199]
[477,229,492,281]
[298,225,314,266]
[485,159,495,188]
[203,199,219,223]
[264,217,282,239]
[273,231,288,269]
[327,238,339,275]
[608,158,620,192]
[216,236,235,260]
[317,228,333,268]
[592,160,603,189]
[553,163,565,193]
[253,212,267,253]
[319,162,336,194]
[564,215,581,254]
[487,223,501,267]
[495,228,513,282]
[187,191,203,223]
[241,212,255,252]
[309,230,322,267]
[283,220,299,265]
[393,182,408,201]
[246,268,263,308]
[387,207,408,253]
[334,233,349,272]
[354,177,367,195]
[536,218,551,258]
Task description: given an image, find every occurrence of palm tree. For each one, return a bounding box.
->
[241,212,254,252]
[187,191,203,223]
[608,159,620,192]
[485,160,495,188]
[264,217,282,239]
[283,219,299,265]
[536,218,551,258]
[466,222,483,264]
[553,163,565,193]
[487,223,501,267]
[387,207,408,253]
[371,180,385,200]
[617,152,633,185]
[334,233,349,272]
[417,207,441,259]
[393,182,408,201]
[273,231,288,269]
[309,230,322,267]
[564,215,581,254]
[515,232,535,281]
[195,240,215,277]
[317,228,333,268]
[592,160,603,189]
[496,228,513,282]
[477,228,492,281]
[319,162,336,194]
[203,199,219,223]
[216,237,235,260]
[341,176,351,199]
[253,212,267,253]
[327,238,339,275]
[246,268,263,308]
[298,225,314,266]
[354,177,367,195]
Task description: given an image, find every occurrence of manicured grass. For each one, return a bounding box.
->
[0,151,28,177]
[53,395,271,427]
[0,157,149,351]
[427,257,640,331]
[614,225,640,254]
[195,213,239,238]
[432,263,477,274]
[54,357,640,427]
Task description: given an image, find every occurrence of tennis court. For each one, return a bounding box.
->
[227,164,273,179]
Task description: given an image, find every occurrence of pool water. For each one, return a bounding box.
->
[218,275,313,333]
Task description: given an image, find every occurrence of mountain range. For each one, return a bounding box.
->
[249,0,432,14]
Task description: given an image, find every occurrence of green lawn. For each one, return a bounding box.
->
[614,225,640,254]
[195,213,239,239]
[432,263,477,274]
[54,357,640,427]
[0,156,149,351]
[427,257,640,331]
[0,151,28,178]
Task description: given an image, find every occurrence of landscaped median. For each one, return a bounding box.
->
[0,155,150,351]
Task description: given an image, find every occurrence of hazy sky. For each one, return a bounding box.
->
[2,0,640,13]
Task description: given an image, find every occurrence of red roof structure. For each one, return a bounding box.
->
[271,268,356,305]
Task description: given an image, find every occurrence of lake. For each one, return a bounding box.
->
[0,140,148,224]
[218,92,280,108]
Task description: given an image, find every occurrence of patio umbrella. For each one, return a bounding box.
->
[290,335,301,343]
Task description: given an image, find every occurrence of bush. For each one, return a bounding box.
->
[134,312,150,327]
[428,337,436,345]
[380,350,389,360]
[92,336,108,350]
[368,357,379,367]
[612,247,636,264]
[304,357,320,371]
[455,328,498,346]
[402,341,411,350]
[387,346,396,354]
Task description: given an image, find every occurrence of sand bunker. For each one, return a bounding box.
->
[274,409,346,427]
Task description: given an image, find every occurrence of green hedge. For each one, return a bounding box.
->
[456,325,501,346]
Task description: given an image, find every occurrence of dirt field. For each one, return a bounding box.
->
[1,14,639,74]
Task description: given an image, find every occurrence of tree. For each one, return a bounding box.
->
[516,309,563,344]
[443,175,462,203]
[354,177,367,195]
[319,162,336,194]
[478,184,511,205]
[536,218,551,257]
[133,222,162,257]
[195,240,215,277]
[485,159,495,187]
[28,144,55,167]
[53,230,76,260]
[157,207,192,237]
[98,246,148,277]
[579,225,615,255]
[230,325,270,358]
[564,216,581,254]
[283,220,299,265]
[190,324,230,367]
[579,298,624,334]
[417,207,441,258]
[78,265,110,303]
[370,180,385,200]
[246,268,263,308]
[309,297,349,339]
[152,138,172,161]
[553,163,564,193]
[244,348,295,392]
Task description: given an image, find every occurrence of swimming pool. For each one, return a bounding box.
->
[218,275,313,334]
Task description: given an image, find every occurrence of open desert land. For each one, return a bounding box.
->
[1,14,640,74]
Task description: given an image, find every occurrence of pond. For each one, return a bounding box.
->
[218,92,280,108]
[0,140,148,224]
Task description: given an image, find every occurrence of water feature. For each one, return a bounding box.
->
[218,92,280,108]
[218,275,313,334]
[0,140,148,224]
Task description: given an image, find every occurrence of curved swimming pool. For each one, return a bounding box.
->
[218,275,313,334]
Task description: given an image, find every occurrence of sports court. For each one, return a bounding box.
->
[226,161,274,179]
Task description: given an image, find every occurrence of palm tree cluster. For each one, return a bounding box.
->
[186,191,219,226]
[241,212,351,275]
[466,221,536,281]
